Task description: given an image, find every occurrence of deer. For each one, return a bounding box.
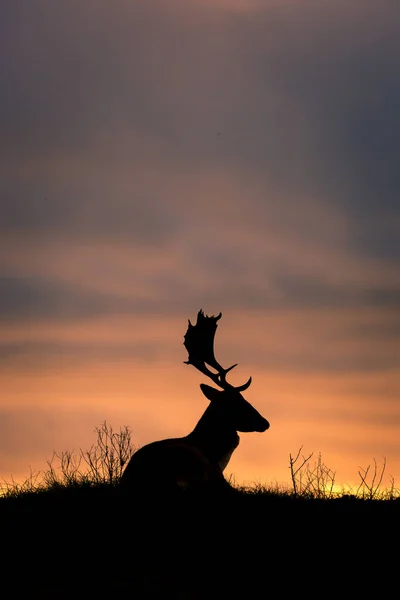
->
[120,310,270,493]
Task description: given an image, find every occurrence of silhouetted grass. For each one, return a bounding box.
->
[1,423,398,598]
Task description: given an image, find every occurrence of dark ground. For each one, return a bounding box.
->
[2,484,398,598]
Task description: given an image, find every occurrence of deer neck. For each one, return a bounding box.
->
[185,403,240,472]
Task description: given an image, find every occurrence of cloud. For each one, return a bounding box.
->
[0,339,169,369]
[1,0,398,273]
[0,275,124,321]
[1,257,399,326]
[1,0,399,487]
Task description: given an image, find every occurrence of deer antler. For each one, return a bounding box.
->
[183,309,252,391]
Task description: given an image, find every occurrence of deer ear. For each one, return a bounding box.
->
[200,383,222,402]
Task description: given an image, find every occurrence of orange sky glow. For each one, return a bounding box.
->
[2,308,398,491]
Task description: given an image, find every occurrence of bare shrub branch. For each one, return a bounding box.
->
[0,421,136,496]
[290,447,337,499]
[289,446,313,497]
[81,421,135,485]
[356,457,387,500]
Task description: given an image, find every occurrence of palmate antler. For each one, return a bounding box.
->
[183,309,252,392]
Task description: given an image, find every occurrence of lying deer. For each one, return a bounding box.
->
[120,310,270,491]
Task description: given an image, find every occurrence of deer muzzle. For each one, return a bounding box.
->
[257,417,270,432]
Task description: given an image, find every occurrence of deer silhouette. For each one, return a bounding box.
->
[120,310,270,492]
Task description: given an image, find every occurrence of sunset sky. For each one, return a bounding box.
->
[1,0,399,492]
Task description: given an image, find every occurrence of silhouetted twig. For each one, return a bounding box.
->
[289,446,313,497]
[356,457,387,500]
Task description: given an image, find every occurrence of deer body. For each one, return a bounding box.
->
[120,311,270,492]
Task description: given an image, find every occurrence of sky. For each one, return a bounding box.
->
[1,0,399,492]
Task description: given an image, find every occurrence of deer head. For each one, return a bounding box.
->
[184,309,270,434]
